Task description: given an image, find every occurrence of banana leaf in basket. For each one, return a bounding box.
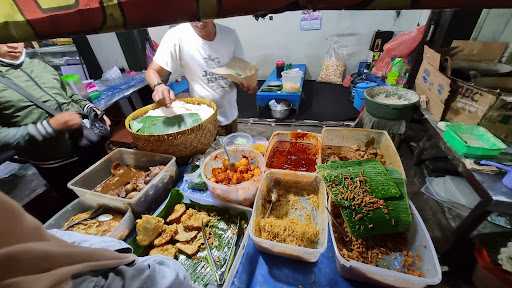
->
[129,113,202,135]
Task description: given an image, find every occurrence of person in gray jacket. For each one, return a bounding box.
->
[0,42,110,202]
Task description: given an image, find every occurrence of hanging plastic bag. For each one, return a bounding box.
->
[372,25,427,77]
[318,38,347,84]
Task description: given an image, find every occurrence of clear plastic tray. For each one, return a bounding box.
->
[265,131,322,172]
[68,148,177,215]
[250,170,328,262]
[321,127,406,179]
[201,147,265,207]
[44,199,134,240]
[329,200,442,288]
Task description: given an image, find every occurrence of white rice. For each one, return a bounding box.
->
[145,100,214,121]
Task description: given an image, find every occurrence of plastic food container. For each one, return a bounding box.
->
[223,132,254,147]
[321,127,406,179]
[281,69,303,92]
[61,73,86,97]
[44,199,135,240]
[329,200,442,288]
[265,131,321,172]
[68,148,177,215]
[201,147,265,207]
[443,123,507,159]
[250,170,328,262]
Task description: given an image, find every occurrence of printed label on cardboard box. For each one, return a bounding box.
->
[445,79,497,124]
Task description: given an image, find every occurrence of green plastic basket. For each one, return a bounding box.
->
[443,123,507,159]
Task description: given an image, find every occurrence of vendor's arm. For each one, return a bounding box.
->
[0,112,81,150]
[146,29,184,107]
[146,62,175,107]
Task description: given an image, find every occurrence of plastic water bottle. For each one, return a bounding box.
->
[386,58,405,86]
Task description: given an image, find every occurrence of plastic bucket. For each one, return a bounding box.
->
[352,81,378,111]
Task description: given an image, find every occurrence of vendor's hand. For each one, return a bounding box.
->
[152,84,175,107]
[239,81,258,94]
[48,112,82,131]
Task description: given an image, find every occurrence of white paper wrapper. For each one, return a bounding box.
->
[212,57,258,88]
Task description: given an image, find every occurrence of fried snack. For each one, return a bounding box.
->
[136,215,164,246]
[64,211,123,236]
[180,209,211,230]
[176,234,204,256]
[149,244,178,258]
[154,224,178,246]
[210,156,261,185]
[167,203,186,223]
[175,224,199,242]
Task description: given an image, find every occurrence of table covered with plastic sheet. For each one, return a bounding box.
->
[230,233,373,288]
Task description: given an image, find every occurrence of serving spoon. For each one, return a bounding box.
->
[222,138,236,170]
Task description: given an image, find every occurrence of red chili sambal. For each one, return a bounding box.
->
[266,140,318,172]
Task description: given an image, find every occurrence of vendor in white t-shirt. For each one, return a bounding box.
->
[146,20,256,135]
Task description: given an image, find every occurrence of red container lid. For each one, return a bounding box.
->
[276,60,285,66]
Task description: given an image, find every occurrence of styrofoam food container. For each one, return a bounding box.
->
[44,198,134,240]
[321,127,405,179]
[68,148,177,215]
[265,131,322,172]
[250,170,328,262]
[329,200,442,288]
[201,147,265,207]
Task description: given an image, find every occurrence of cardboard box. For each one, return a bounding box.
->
[416,45,501,125]
[445,79,498,124]
[415,46,451,120]
[480,96,512,144]
[451,40,508,63]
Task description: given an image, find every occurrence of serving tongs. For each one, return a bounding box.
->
[63,206,108,231]
[201,217,240,286]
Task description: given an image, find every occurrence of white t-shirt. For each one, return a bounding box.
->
[153,23,243,125]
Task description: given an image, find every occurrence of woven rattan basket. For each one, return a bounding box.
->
[125,98,218,160]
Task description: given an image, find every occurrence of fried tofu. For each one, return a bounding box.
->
[175,224,198,242]
[167,203,186,223]
[136,215,164,246]
[153,224,178,246]
[149,244,178,258]
[180,209,211,230]
[176,234,204,256]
